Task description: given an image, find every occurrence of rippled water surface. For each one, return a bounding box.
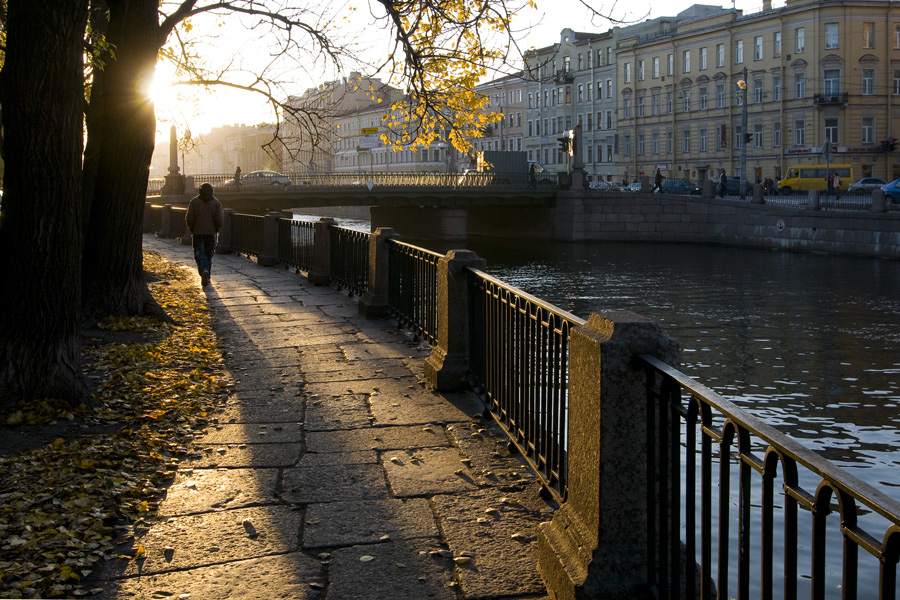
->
[459,238,900,494]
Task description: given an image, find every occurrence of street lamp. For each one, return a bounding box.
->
[737,68,748,200]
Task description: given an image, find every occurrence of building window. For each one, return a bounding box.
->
[652,57,660,78]
[667,53,674,76]
[735,125,744,149]
[596,81,603,100]
[596,112,603,130]
[682,128,691,152]
[774,75,782,101]
[895,24,900,49]
[638,134,645,155]
[774,32,782,57]
[754,78,764,103]
[700,47,707,70]
[716,82,726,108]
[528,120,533,136]
[606,110,613,129]
[566,86,571,104]
[667,131,674,153]
[824,117,839,143]
[735,40,743,64]
[864,23,875,49]
[586,84,592,101]
[716,43,725,67]
[638,96,645,117]
[825,23,839,49]
[682,89,691,112]
[623,99,632,119]
[624,135,632,156]
[666,91,673,113]
[577,84,584,103]
[624,63,631,83]
[753,123,763,148]
[773,121,781,147]
[652,132,660,154]
[862,117,875,144]
[683,50,691,73]
[862,69,875,95]
[754,36,763,60]
[606,79,612,98]
[823,69,840,95]
[794,119,805,146]
[587,113,593,131]
[699,86,708,110]
[795,72,806,99]
[795,27,805,53]
[638,60,645,80]
[894,70,900,95]
[699,128,708,152]
[652,93,660,115]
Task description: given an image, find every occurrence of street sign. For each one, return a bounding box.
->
[361,127,379,135]
[358,134,380,149]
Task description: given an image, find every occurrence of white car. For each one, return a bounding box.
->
[227,170,291,188]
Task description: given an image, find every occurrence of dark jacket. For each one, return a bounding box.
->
[186,188,224,235]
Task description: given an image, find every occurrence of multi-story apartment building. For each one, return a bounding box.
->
[617,0,900,186]
[472,73,527,169]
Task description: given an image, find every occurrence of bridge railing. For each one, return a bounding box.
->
[386,240,441,346]
[142,207,900,599]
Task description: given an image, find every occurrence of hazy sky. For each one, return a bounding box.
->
[152,0,779,141]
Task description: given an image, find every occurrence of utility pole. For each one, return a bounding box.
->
[739,67,749,200]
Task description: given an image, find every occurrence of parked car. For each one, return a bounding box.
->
[721,176,753,196]
[848,177,887,193]
[881,178,900,201]
[658,179,701,195]
[225,170,291,188]
[589,180,619,190]
[622,182,644,192]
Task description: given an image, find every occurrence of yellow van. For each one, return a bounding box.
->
[777,164,853,194]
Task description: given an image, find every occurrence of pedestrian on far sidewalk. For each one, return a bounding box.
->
[185,182,224,287]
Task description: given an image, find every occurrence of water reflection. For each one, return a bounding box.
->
[461,238,900,492]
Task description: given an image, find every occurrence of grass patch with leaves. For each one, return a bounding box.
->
[0,251,232,598]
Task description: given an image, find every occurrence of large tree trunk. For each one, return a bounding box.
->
[82,0,162,320]
[0,0,91,409]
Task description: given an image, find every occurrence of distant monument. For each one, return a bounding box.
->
[160,125,186,196]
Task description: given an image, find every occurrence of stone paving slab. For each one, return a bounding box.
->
[280,462,390,504]
[97,552,323,600]
[369,387,483,426]
[160,468,279,516]
[326,541,457,600]
[382,446,480,497]
[432,488,554,599]
[186,443,303,468]
[118,505,303,577]
[201,422,304,444]
[302,498,438,548]
[305,424,449,453]
[339,340,421,361]
[297,449,378,467]
[304,393,372,431]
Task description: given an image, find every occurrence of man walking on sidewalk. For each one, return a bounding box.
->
[185,182,224,286]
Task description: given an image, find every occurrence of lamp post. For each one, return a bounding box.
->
[738,67,748,200]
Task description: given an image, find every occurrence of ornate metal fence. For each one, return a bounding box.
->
[386,240,441,346]
[329,226,369,297]
[641,353,900,600]
[466,268,583,505]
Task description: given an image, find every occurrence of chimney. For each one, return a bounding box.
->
[763,0,771,10]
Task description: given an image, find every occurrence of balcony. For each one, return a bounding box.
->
[554,69,574,84]
[814,92,848,108]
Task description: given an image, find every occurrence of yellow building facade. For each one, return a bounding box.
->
[616,0,900,187]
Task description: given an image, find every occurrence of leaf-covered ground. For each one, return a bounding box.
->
[0,252,232,598]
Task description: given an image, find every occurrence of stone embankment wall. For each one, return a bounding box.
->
[469,191,900,259]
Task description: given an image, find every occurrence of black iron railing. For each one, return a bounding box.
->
[466,268,583,505]
[278,218,315,272]
[230,214,265,257]
[330,226,370,297]
[641,353,900,600]
[386,240,441,346]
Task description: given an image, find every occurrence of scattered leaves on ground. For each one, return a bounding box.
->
[0,251,232,598]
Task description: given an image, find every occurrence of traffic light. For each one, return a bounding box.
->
[890,138,897,152]
[744,133,753,143]
[557,136,570,154]
[882,140,889,152]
